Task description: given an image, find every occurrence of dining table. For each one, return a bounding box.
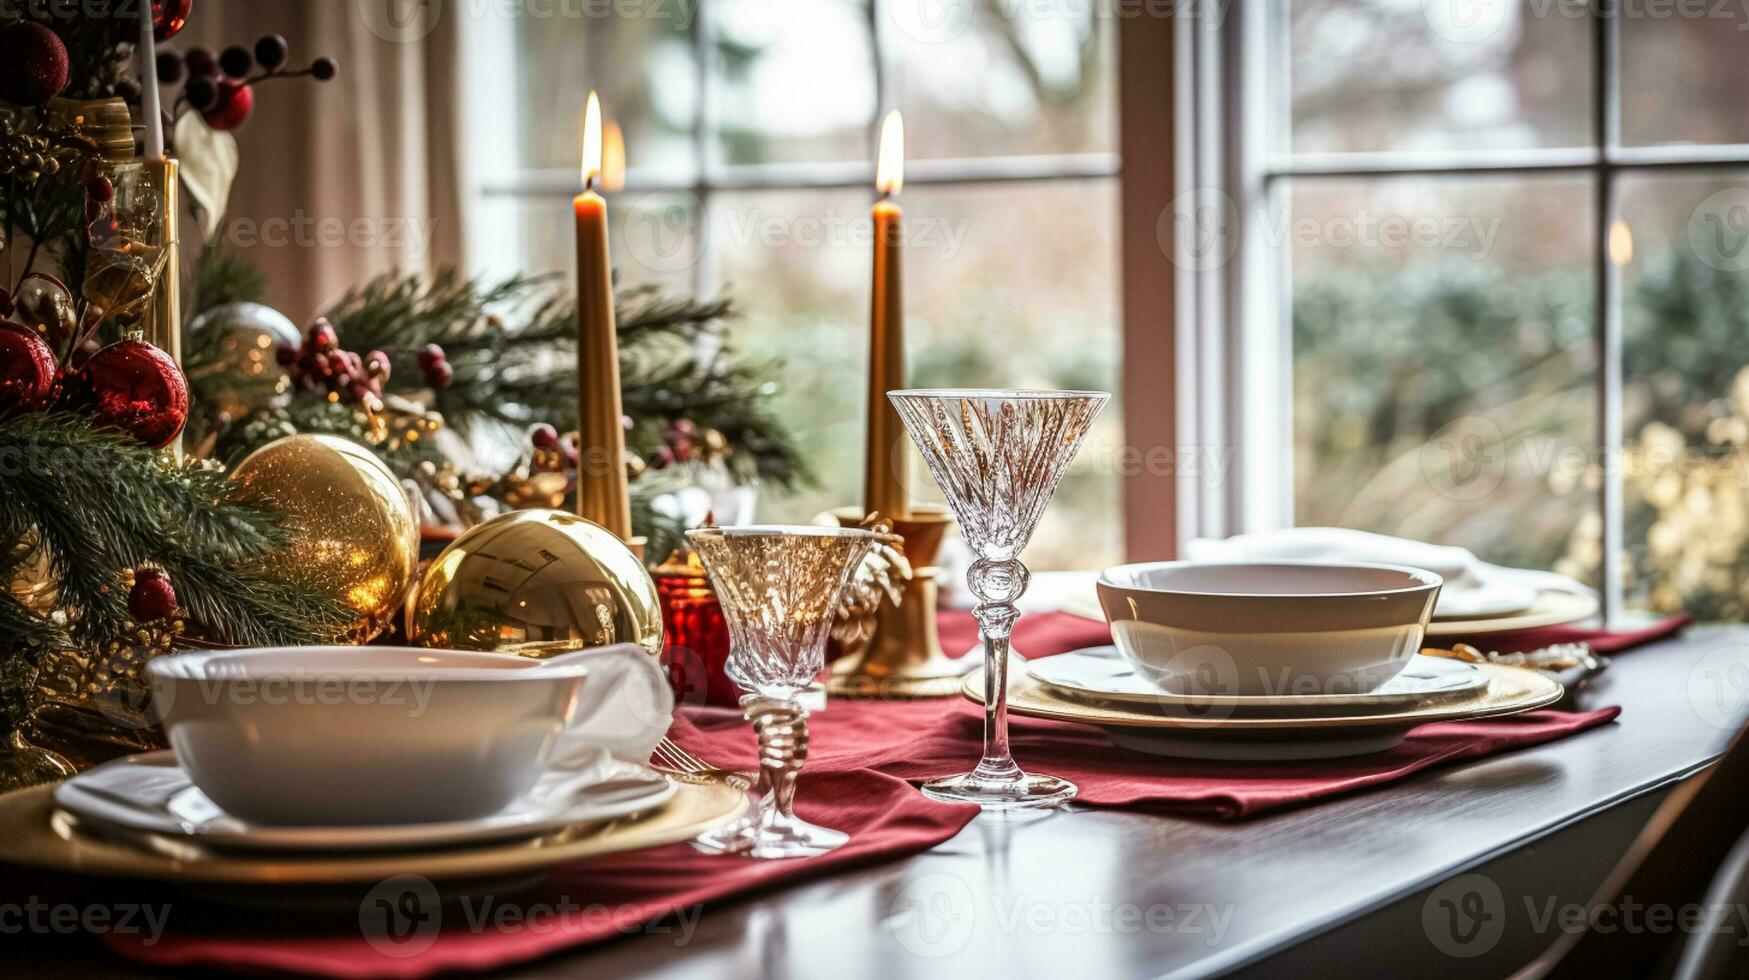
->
[8,616,1745,979]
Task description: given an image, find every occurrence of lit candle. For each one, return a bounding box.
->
[864,110,909,521]
[574,92,633,542]
[137,5,163,158]
[602,119,627,193]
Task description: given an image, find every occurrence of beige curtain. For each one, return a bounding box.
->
[180,0,466,324]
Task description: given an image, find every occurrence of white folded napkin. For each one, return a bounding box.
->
[545,643,675,770]
[1183,527,1591,619]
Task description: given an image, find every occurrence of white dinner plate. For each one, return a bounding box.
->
[54,750,675,853]
[1028,646,1487,713]
[1432,580,1540,620]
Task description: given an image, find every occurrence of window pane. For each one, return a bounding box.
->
[1619,173,1749,617]
[904,180,1121,570]
[1291,176,1596,574]
[1621,14,1749,147]
[709,0,876,165]
[470,193,702,296]
[708,181,1121,570]
[883,0,1116,160]
[513,11,697,174]
[1287,0,1591,154]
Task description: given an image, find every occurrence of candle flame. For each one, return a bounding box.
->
[602,119,626,193]
[875,110,904,196]
[582,91,603,192]
[1609,219,1634,266]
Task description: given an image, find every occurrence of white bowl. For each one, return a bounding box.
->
[1096,561,1442,696]
[147,644,671,826]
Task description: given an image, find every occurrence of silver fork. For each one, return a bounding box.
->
[651,737,754,791]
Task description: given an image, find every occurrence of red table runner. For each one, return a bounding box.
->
[103,609,1681,977]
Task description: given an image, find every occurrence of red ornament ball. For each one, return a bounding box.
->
[0,22,70,107]
[0,322,57,412]
[128,568,178,622]
[152,0,193,42]
[201,79,254,131]
[63,339,189,448]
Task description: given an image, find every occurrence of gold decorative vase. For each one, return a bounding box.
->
[825,504,972,698]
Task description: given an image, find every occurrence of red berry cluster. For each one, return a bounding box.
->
[158,33,338,133]
[653,419,700,469]
[416,343,453,390]
[528,423,578,472]
[277,319,388,413]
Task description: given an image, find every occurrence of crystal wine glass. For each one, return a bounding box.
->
[687,524,875,858]
[889,388,1109,809]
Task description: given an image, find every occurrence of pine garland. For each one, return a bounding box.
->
[0,413,353,652]
[316,269,809,489]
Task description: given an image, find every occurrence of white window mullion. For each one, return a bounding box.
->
[1224,0,1291,535]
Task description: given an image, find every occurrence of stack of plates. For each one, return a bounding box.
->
[0,751,745,886]
[1426,588,1598,637]
[967,647,1564,761]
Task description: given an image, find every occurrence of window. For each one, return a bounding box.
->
[1200,2,1749,621]
[462,1,1122,571]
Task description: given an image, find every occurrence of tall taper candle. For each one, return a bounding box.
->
[137,5,163,158]
[864,110,909,521]
[574,92,633,541]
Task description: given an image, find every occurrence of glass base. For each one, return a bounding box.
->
[691,806,848,860]
[921,768,1078,810]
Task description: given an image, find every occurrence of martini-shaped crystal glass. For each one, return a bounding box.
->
[890,388,1109,809]
[687,525,874,858]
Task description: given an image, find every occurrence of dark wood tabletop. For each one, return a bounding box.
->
[13,624,1746,979]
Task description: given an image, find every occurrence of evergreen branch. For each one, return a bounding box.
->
[0,412,352,648]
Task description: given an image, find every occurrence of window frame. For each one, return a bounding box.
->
[470,2,1123,293]
[1192,1,1749,625]
[466,0,1140,563]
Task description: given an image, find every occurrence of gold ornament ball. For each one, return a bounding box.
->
[232,434,419,643]
[408,508,662,658]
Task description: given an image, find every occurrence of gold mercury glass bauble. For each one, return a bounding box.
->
[408,508,662,658]
[232,434,419,643]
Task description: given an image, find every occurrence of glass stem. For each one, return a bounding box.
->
[971,565,1025,783]
[747,696,808,821]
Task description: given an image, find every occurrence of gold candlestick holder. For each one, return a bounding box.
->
[141,157,181,372]
[825,504,973,698]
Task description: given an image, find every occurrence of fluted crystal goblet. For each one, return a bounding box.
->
[889,388,1109,809]
[687,525,875,858]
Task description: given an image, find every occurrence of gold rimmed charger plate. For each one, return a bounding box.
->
[965,662,1563,732]
[0,779,746,885]
[1424,590,1598,637]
